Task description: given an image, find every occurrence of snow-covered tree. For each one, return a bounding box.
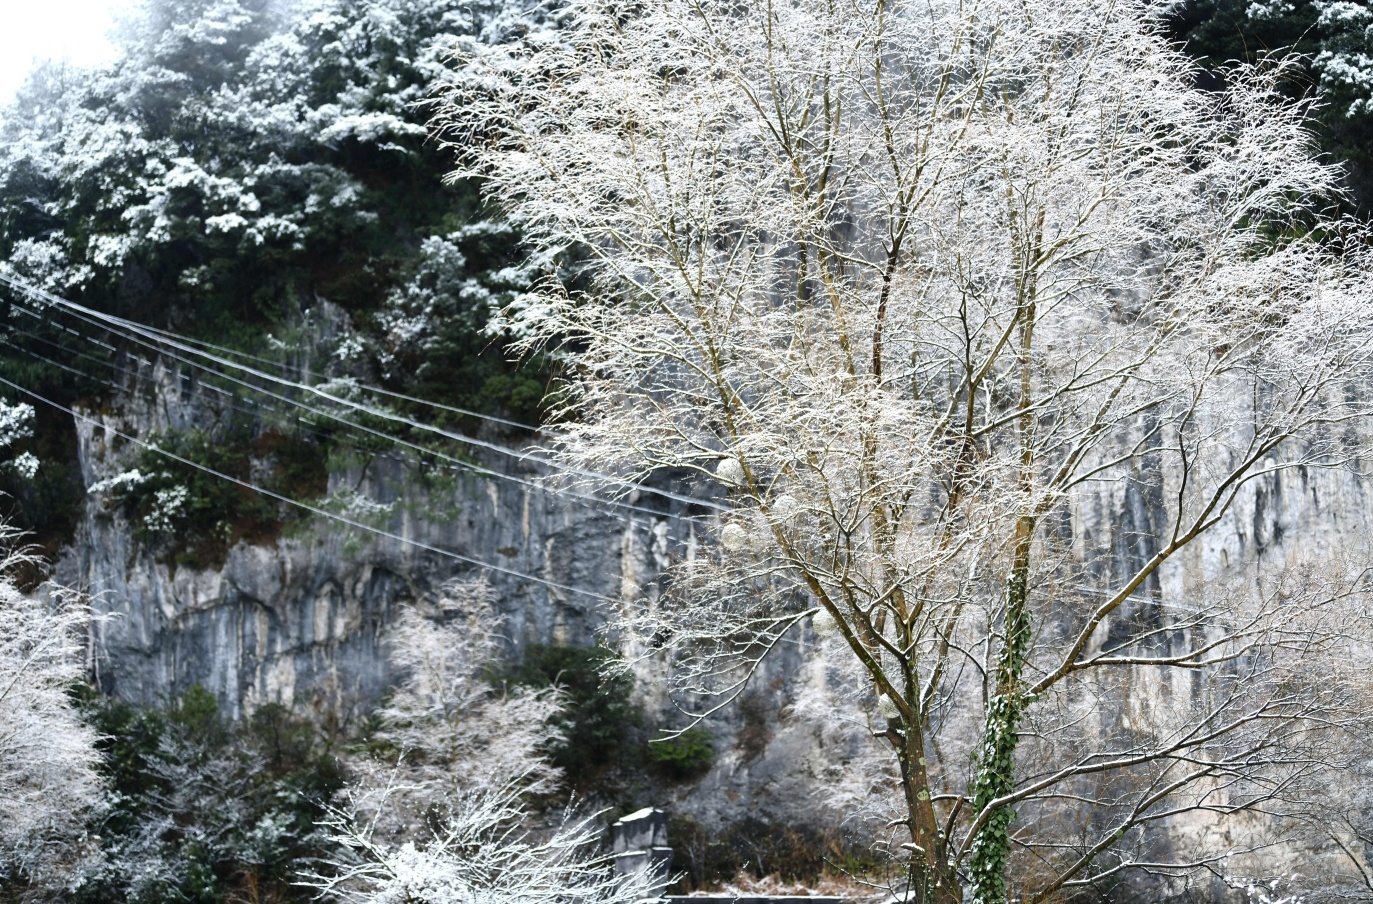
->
[311,781,648,904]
[372,580,564,802]
[309,581,648,904]
[0,537,103,892]
[0,0,552,426]
[444,0,1373,900]
[0,0,568,562]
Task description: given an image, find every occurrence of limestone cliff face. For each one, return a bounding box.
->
[56,356,691,720]
[50,349,1373,896]
[53,354,868,839]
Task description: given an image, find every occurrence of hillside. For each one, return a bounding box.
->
[3,1,1373,901]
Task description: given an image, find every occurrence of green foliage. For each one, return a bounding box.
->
[120,419,327,568]
[0,0,562,549]
[169,683,224,741]
[504,642,738,796]
[967,566,1035,904]
[646,726,715,781]
[69,685,345,904]
[506,642,643,792]
[0,401,85,575]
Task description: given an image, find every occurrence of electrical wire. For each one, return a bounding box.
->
[1,324,320,438]
[0,329,681,540]
[0,271,728,513]
[119,316,547,433]
[6,280,725,516]
[0,372,613,602]
[1,289,693,526]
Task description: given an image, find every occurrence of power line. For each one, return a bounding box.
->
[120,316,548,433]
[0,372,612,602]
[0,325,706,553]
[2,334,347,457]
[1,325,324,440]
[2,327,606,513]
[3,332,708,555]
[1,289,691,526]
[0,272,727,514]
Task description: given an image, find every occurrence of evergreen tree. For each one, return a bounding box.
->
[0,0,555,547]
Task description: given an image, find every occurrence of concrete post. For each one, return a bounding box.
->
[611,807,673,898]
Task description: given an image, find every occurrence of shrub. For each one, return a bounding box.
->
[119,420,327,568]
[67,687,344,904]
[647,726,714,781]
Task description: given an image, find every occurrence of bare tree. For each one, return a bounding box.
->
[442,0,1373,900]
[0,535,103,893]
[374,581,564,801]
[307,580,649,903]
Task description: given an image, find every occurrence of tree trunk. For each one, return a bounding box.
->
[967,527,1034,904]
[898,720,963,903]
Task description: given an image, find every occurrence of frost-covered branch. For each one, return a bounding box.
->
[442,0,1373,900]
[0,534,103,892]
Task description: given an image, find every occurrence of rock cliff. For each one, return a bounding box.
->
[58,361,694,719]
[49,345,1373,898]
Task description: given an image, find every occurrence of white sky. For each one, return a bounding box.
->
[0,0,134,105]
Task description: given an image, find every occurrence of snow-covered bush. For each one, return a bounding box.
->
[0,539,103,892]
[309,580,649,903]
[312,780,649,904]
[69,686,348,904]
[358,580,563,817]
[0,400,39,479]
